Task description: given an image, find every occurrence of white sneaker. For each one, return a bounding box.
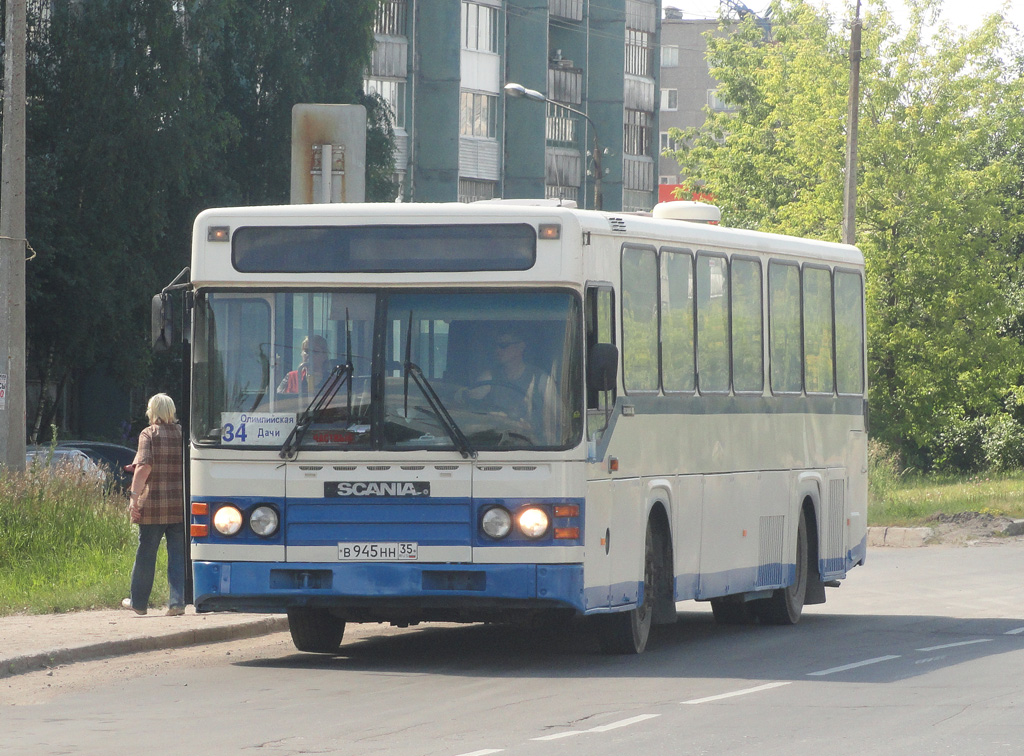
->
[121,598,146,616]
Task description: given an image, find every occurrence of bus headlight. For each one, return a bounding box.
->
[517,507,550,539]
[249,505,279,537]
[481,507,513,539]
[213,505,243,536]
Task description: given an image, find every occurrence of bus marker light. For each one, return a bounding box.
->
[191,524,209,537]
[207,226,230,242]
[191,502,209,516]
[554,505,579,517]
[555,527,579,540]
[608,457,619,472]
[538,224,561,240]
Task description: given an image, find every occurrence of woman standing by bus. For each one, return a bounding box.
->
[122,393,185,616]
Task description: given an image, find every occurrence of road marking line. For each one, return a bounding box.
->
[532,714,660,741]
[807,655,901,676]
[916,639,992,652]
[1005,627,1024,635]
[454,750,503,756]
[588,714,661,732]
[532,732,583,741]
[681,681,791,705]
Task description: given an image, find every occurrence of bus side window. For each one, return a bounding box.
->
[586,286,616,440]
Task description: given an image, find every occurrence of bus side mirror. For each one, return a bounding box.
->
[151,293,174,352]
[587,343,618,393]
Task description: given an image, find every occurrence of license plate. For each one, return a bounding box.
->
[337,542,418,561]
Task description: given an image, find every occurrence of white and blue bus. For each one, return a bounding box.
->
[177,199,867,654]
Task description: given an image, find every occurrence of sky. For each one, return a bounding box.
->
[665,0,1024,32]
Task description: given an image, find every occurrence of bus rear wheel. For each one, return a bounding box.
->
[597,521,655,654]
[287,607,346,653]
[752,509,808,625]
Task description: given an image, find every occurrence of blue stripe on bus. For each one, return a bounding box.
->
[283,496,585,547]
[193,561,587,613]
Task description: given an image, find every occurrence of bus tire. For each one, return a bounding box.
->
[753,509,808,625]
[597,520,655,654]
[287,607,346,653]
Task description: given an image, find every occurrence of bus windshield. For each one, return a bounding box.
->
[192,289,583,452]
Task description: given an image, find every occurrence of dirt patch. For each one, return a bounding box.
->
[923,511,1024,546]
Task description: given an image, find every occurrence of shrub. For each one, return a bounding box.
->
[981,413,1024,471]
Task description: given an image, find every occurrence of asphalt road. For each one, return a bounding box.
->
[5,543,1024,756]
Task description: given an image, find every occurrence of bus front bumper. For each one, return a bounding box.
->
[192,561,586,619]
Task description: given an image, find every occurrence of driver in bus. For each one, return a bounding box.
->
[458,329,557,439]
[278,335,331,394]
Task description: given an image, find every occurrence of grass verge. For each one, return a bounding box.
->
[0,466,168,617]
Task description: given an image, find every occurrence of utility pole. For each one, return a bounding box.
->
[842,0,862,246]
[1,0,27,471]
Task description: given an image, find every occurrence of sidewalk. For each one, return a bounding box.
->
[1,605,289,679]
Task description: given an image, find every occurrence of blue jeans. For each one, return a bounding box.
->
[130,522,186,610]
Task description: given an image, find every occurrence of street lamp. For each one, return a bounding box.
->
[504,82,604,211]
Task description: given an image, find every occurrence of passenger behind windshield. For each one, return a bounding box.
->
[457,328,557,439]
[278,335,332,394]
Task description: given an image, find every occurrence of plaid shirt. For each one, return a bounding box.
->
[133,422,184,524]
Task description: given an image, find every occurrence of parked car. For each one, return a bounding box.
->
[25,446,108,483]
[56,441,137,492]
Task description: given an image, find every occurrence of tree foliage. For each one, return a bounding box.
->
[3,0,391,440]
[669,0,1024,469]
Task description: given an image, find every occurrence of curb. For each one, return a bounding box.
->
[1,616,290,680]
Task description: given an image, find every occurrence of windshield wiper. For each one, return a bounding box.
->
[279,363,353,460]
[404,361,477,459]
[401,310,476,459]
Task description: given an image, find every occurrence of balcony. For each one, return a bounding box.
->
[374,0,407,37]
[549,0,583,21]
[548,65,583,106]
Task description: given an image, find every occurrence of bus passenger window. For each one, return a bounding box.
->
[661,249,695,392]
[768,261,803,394]
[731,257,763,393]
[697,253,730,393]
[835,270,865,395]
[803,266,834,394]
[621,246,659,393]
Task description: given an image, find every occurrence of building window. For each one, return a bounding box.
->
[659,175,677,184]
[460,91,497,138]
[623,109,652,156]
[462,1,499,53]
[458,178,496,203]
[708,89,738,112]
[364,77,407,129]
[625,28,654,77]
[661,44,679,68]
[660,88,678,111]
[659,131,677,153]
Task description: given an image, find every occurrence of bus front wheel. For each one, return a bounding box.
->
[597,521,655,654]
[287,607,346,653]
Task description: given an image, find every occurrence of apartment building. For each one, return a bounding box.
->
[366,0,661,212]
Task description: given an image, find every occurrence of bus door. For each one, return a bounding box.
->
[282,461,474,565]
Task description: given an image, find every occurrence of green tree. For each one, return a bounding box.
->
[669,0,1024,469]
[8,0,392,440]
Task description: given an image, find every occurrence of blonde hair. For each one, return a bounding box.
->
[146,393,177,424]
[302,335,328,353]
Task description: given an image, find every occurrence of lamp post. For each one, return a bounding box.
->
[504,82,603,211]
